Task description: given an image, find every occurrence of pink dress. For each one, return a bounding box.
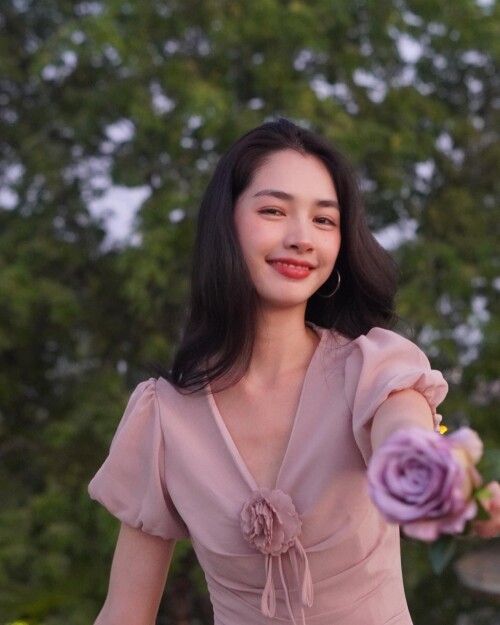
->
[89,327,448,625]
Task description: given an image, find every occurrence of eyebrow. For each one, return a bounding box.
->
[252,188,340,210]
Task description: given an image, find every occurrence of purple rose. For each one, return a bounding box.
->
[367,427,483,542]
[240,488,302,556]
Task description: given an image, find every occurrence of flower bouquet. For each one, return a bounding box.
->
[367,427,500,573]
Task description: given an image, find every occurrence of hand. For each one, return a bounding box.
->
[472,481,500,539]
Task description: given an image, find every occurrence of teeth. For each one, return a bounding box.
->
[273,261,311,270]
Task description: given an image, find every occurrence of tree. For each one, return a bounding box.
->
[0,0,498,623]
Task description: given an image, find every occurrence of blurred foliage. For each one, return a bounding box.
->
[0,0,499,623]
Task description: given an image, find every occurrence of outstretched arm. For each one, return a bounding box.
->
[94,523,176,625]
[370,388,434,452]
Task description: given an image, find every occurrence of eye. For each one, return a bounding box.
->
[258,207,285,216]
[313,216,338,227]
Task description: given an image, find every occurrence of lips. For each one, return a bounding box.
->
[267,258,316,279]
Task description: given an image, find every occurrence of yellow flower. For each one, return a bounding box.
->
[439,424,448,434]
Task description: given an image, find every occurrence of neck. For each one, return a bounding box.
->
[245,307,319,385]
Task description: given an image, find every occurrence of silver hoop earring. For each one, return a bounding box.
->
[318,269,341,299]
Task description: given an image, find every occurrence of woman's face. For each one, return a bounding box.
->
[233,149,341,313]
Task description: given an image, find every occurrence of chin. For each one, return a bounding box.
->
[258,296,311,312]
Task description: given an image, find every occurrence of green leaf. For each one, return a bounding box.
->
[474,484,494,520]
[427,536,457,575]
[474,485,494,501]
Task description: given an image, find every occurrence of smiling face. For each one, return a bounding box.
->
[233,149,341,314]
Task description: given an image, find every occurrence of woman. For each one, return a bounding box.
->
[89,118,447,624]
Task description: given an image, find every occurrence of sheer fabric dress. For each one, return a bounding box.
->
[89,327,448,625]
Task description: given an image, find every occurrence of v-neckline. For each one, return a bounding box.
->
[207,327,325,492]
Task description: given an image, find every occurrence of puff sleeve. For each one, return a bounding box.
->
[345,328,448,464]
[88,379,189,540]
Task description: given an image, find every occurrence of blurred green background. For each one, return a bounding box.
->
[1,0,499,623]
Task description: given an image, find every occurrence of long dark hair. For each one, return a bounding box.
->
[168,118,398,391]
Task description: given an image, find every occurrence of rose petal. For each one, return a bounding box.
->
[402,520,441,542]
[447,427,483,464]
[367,427,477,539]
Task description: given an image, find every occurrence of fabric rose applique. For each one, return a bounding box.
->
[240,487,302,555]
[240,488,313,624]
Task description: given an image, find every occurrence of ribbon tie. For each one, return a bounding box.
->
[261,538,313,625]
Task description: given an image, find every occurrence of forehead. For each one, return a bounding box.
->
[246,149,337,197]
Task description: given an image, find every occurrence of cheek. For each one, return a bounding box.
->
[233,208,255,249]
[233,228,261,274]
[233,214,249,259]
[321,233,341,264]
[234,216,271,260]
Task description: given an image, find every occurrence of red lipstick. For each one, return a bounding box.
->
[267,258,315,279]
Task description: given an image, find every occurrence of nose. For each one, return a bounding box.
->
[283,218,314,253]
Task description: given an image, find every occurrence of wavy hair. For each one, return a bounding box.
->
[168,118,398,391]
